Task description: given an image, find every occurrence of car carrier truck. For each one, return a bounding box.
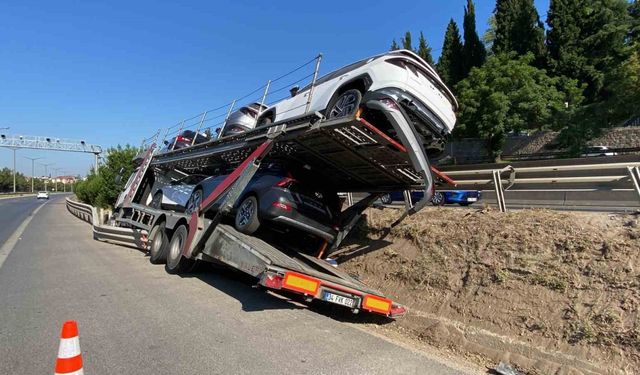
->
[112,94,451,318]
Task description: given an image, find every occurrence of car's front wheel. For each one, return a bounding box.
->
[380,194,392,205]
[431,192,445,206]
[185,188,203,215]
[327,89,362,119]
[235,196,260,234]
[150,192,163,209]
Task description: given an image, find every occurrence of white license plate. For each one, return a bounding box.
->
[323,292,356,308]
[467,197,478,202]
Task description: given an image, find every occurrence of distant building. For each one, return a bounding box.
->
[52,175,77,184]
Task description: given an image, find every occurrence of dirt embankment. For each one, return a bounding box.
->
[336,207,640,375]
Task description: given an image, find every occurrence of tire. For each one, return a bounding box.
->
[257,116,273,127]
[235,196,261,234]
[380,194,392,205]
[327,89,362,119]
[431,192,445,206]
[148,221,168,264]
[150,192,163,209]
[185,188,203,215]
[165,225,196,274]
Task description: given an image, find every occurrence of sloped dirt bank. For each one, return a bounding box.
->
[336,207,640,374]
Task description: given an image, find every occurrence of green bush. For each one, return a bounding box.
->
[74,145,138,208]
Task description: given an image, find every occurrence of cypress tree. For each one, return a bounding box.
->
[546,0,631,103]
[546,0,584,78]
[462,0,486,77]
[493,0,545,64]
[417,32,435,65]
[631,0,640,43]
[390,39,399,51]
[438,19,465,86]
[402,31,413,50]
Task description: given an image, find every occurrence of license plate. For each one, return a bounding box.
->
[467,197,478,202]
[323,292,356,308]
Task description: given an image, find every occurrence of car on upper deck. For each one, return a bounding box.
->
[255,49,458,155]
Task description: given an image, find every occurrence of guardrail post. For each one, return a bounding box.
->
[492,170,507,212]
[629,166,640,202]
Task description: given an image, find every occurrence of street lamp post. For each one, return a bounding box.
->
[40,163,54,191]
[53,168,63,192]
[12,148,17,193]
[23,156,43,193]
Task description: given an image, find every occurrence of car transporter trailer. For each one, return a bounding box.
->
[113,110,453,318]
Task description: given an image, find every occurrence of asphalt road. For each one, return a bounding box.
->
[0,195,49,246]
[0,197,478,374]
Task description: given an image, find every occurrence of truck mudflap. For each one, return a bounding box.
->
[259,269,408,319]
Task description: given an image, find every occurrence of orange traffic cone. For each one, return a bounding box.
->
[54,321,84,375]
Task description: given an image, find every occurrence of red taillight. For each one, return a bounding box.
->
[276,177,297,187]
[389,303,407,317]
[263,274,284,289]
[379,98,400,111]
[272,201,292,211]
[176,135,191,143]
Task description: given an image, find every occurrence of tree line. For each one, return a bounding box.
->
[0,167,54,192]
[391,0,640,160]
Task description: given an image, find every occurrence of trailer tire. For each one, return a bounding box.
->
[148,222,168,264]
[235,196,260,235]
[165,225,196,274]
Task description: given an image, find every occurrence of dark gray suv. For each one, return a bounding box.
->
[185,164,340,243]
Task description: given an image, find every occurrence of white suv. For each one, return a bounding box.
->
[257,49,457,153]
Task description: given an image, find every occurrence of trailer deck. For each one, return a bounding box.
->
[148,112,432,193]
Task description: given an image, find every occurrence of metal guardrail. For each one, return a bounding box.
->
[66,198,147,249]
[439,161,640,212]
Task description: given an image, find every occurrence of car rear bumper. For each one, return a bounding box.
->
[269,215,336,243]
[364,88,452,138]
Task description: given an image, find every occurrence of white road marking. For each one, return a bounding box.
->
[0,200,48,269]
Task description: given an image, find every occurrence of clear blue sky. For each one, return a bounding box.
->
[0,0,549,176]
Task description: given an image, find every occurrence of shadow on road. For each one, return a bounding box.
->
[177,264,306,313]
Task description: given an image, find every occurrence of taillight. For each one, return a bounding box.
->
[263,274,284,289]
[272,201,292,211]
[379,98,400,111]
[276,177,297,188]
[389,303,407,317]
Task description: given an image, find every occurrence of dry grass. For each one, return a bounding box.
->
[339,206,640,371]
